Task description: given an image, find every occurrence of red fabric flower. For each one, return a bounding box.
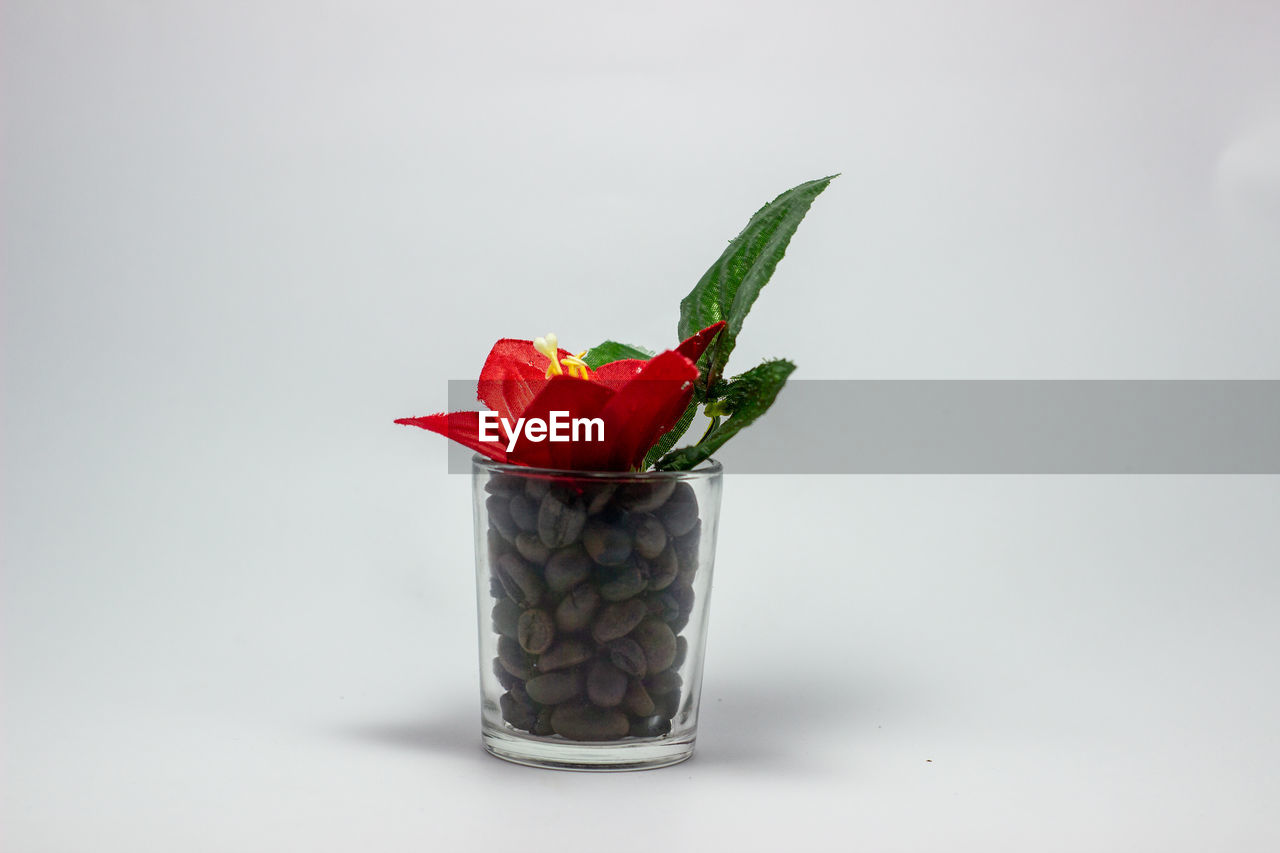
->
[396,322,725,471]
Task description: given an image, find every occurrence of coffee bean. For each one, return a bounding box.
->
[484,473,523,497]
[554,583,600,633]
[587,659,628,708]
[645,668,682,696]
[533,706,555,736]
[538,489,587,548]
[583,518,632,566]
[591,598,647,644]
[545,545,591,592]
[488,570,507,600]
[632,514,667,560]
[657,482,699,537]
[606,637,647,677]
[496,553,545,607]
[509,493,540,533]
[645,590,680,623]
[672,635,689,670]
[497,636,533,680]
[487,527,511,564]
[616,480,676,512]
[585,483,618,514]
[515,532,551,565]
[550,704,629,741]
[516,608,555,654]
[668,582,695,618]
[673,520,700,582]
[598,562,647,601]
[525,477,551,500]
[492,657,520,691]
[500,691,536,731]
[653,689,681,720]
[646,544,679,591]
[621,678,656,716]
[486,495,518,540]
[491,597,520,638]
[631,618,677,672]
[629,715,671,738]
[537,638,592,672]
[526,670,585,705]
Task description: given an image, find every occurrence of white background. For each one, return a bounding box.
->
[4,2,1279,850]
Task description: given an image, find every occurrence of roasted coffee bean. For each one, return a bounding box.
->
[672,635,689,670]
[607,637,647,677]
[492,657,520,691]
[486,495,518,540]
[550,704,629,741]
[632,618,677,672]
[629,715,671,738]
[591,598,647,644]
[509,493,540,533]
[525,477,551,500]
[516,608,555,654]
[538,489,587,549]
[491,597,521,638]
[488,527,512,564]
[645,590,680,623]
[647,545,679,591]
[653,689,681,720]
[657,482,699,537]
[621,678,656,716]
[632,514,667,560]
[673,520,700,581]
[526,670,585,705]
[668,582,695,617]
[583,518,632,566]
[488,571,507,600]
[537,638,592,672]
[645,668,682,696]
[616,480,676,512]
[498,636,533,680]
[598,562,647,601]
[500,691,537,731]
[515,532,552,565]
[586,483,618,514]
[554,583,600,633]
[545,545,592,592]
[533,706,555,736]
[484,473,523,497]
[496,553,545,607]
[587,659,628,708]
[669,610,690,634]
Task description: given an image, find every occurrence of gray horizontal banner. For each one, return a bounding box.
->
[445,380,1280,473]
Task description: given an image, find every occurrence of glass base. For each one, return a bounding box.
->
[482,727,695,771]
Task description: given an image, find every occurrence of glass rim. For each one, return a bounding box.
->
[471,453,722,482]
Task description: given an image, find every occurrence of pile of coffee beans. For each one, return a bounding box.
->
[484,472,702,742]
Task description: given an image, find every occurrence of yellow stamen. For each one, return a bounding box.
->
[533,335,592,380]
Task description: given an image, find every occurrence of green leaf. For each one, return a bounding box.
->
[641,401,698,470]
[655,359,796,471]
[582,341,654,370]
[678,175,835,385]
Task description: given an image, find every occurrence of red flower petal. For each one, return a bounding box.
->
[477,339,575,422]
[596,350,699,470]
[674,320,727,364]
[393,412,508,463]
[507,375,615,470]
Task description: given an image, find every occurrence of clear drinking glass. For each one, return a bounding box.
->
[472,455,723,771]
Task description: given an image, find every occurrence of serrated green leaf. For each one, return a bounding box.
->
[641,401,697,470]
[678,176,834,385]
[655,359,796,471]
[582,341,655,370]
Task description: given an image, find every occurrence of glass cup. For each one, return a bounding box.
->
[472,455,723,771]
